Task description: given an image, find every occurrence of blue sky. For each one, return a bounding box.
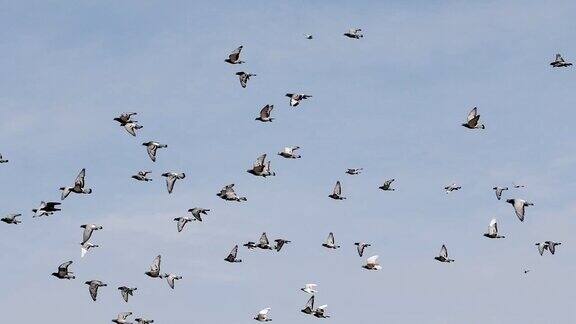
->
[1,1,576,323]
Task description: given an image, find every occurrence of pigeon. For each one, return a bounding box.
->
[535,242,548,256]
[434,244,454,263]
[550,53,572,67]
[123,121,143,136]
[506,199,534,221]
[135,318,154,324]
[114,112,137,125]
[145,255,161,278]
[322,232,340,249]
[278,146,301,159]
[32,201,61,217]
[444,183,461,193]
[224,245,242,263]
[362,255,382,270]
[493,186,508,200]
[344,28,363,38]
[285,93,312,107]
[304,34,313,39]
[162,273,182,289]
[217,184,247,202]
[379,179,395,191]
[225,46,245,64]
[81,242,99,258]
[59,168,92,200]
[513,183,526,189]
[81,224,103,244]
[255,104,274,122]
[236,71,256,88]
[161,172,185,194]
[142,141,167,162]
[256,232,273,250]
[0,153,8,163]
[52,261,75,279]
[1,213,21,224]
[173,216,196,232]
[247,154,275,177]
[112,312,133,324]
[132,171,153,182]
[545,241,562,255]
[483,219,505,239]
[254,308,272,322]
[346,168,363,175]
[313,304,330,318]
[243,241,257,249]
[301,283,317,295]
[85,280,107,301]
[301,295,315,314]
[118,286,137,303]
[328,181,346,200]
[188,207,210,222]
[274,239,291,252]
[462,107,485,129]
[354,242,371,257]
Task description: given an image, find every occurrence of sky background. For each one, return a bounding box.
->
[1,0,576,323]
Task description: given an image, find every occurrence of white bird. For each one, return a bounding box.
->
[483,219,505,239]
[362,255,382,270]
[444,183,461,193]
[247,154,276,177]
[434,244,454,263]
[506,198,534,221]
[285,93,312,107]
[142,141,167,162]
[354,242,371,257]
[59,168,92,200]
[161,172,185,194]
[278,146,301,159]
[112,312,133,324]
[550,53,572,67]
[225,46,245,64]
[301,283,317,295]
[217,183,247,202]
[322,232,340,249]
[328,181,346,200]
[255,104,274,122]
[462,107,485,129]
[493,186,508,200]
[254,308,272,322]
[344,28,363,39]
[236,71,256,88]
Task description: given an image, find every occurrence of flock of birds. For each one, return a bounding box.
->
[1,28,573,323]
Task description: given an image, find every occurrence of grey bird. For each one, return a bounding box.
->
[483,219,505,239]
[354,242,371,257]
[379,179,395,191]
[493,186,508,200]
[1,213,22,224]
[550,53,572,67]
[444,183,461,193]
[274,239,291,252]
[161,172,185,194]
[145,255,161,278]
[112,312,133,324]
[545,241,562,255]
[81,224,103,244]
[118,286,137,303]
[225,46,245,64]
[217,183,247,202]
[506,198,534,221]
[322,232,340,249]
[135,318,154,324]
[142,141,167,162]
[81,242,99,258]
[301,295,315,314]
[462,107,485,129]
[247,154,276,177]
[132,171,152,182]
[114,112,137,125]
[162,273,182,289]
[114,112,142,136]
[346,168,363,175]
[434,244,454,263]
[254,308,272,322]
[0,153,8,163]
[188,207,210,222]
[173,216,196,232]
[535,242,547,256]
[52,261,75,279]
[328,181,346,200]
[255,104,274,122]
[256,232,273,250]
[278,146,301,159]
[225,245,242,263]
[344,28,363,38]
[32,201,61,218]
[236,71,256,88]
[85,280,107,301]
[285,93,312,107]
[60,168,92,200]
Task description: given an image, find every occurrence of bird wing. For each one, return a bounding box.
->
[147,145,157,162]
[229,46,242,61]
[166,176,176,193]
[167,276,175,289]
[121,289,129,302]
[59,261,73,271]
[260,105,271,118]
[229,245,238,258]
[259,308,271,315]
[334,181,342,195]
[150,255,161,272]
[305,295,314,308]
[327,232,335,245]
[89,282,99,301]
[124,122,137,136]
[440,245,448,258]
[467,107,478,122]
[177,218,187,232]
[119,312,132,320]
[514,200,525,221]
[495,188,502,200]
[259,232,270,245]
[366,255,379,265]
[83,226,94,244]
[74,168,86,188]
[254,154,266,168]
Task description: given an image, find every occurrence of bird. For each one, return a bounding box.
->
[254,308,272,322]
[301,295,315,314]
[346,168,363,175]
[255,104,274,122]
[135,318,154,324]
[506,198,534,221]
[236,71,256,88]
[322,232,340,249]
[256,232,273,250]
[162,273,182,289]
[243,241,257,249]
[247,154,276,177]
[118,286,137,303]
[81,242,99,258]
[225,46,244,64]
[1,213,21,224]
[344,28,363,38]
[173,216,196,232]
[80,224,103,245]
[493,186,508,200]
[434,244,454,263]
[462,107,485,129]
[132,171,153,182]
[379,179,396,191]
[0,153,8,163]
[362,255,382,270]
[142,141,167,162]
[84,280,107,301]
[483,219,505,239]
[278,146,301,159]
[285,93,312,107]
[217,183,247,201]
[328,181,346,200]
[444,183,461,193]
[59,168,92,200]
[301,283,317,295]
[224,245,242,263]
[313,305,330,318]
[124,122,143,137]
[161,172,185,194]
[112,312,133,324]
[524,269,531,274]
[145,255,161,278]
[354,242,371,257]
[545,241,562,255]
[535,242,548,256]
[32,201,61,218]
[114,112,143,136]
[52,261,75,279]
[274,239,291,252]
[188,207,210,222]
[304,34,313,39]
[550,53,572,67]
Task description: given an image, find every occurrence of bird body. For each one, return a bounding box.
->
[161,172,185,193]
[550,53,572,67]
[483,219,505,239]
[506,198,534,221]
[217,183,247,201]
[462,107,485,129]
[329,181,346,200]
[434,244,454,263]
[142,141,167,162]
[322,232,340,249]
[344,28,363,38]
[60,168,92,200]
[1,213,21,224]
[285,93,312,107]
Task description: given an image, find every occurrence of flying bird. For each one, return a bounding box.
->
[462,107,485,129]
[135,318,154,324]
[114,112,137,125]
[225,46,245,64]
[118,286,137,303]
[278,146,301,159]
[301,295,315,314]
[344,28,363,38]
[256,232,273,250]
[346,168,363,175]
[217,183,247,202]
[248,154,276,177]
[379,179,395,191]
[145,255,161,278]
[162,273,182,289]
[236,71,256,88]
[285,93,312,107]
[161,172,185,194]
[550,53,572,67]
[274,239,291,252]
[483,219,505,239]
[132,171,152,182]
[535,242,547,256]
[80,224,103,244]
[1,213,21,224]
[362,255,382,270]
[301,283,317,295]
[545,241,562,255]
[493,186,508,200]
[314,304,330,318]
[328,181,346,200]
[32,201,61,218]
[513,183,526,189]
[354,242,371,257]
[0,153,8,163]
[173,216,196,232]
[224,245,242,263]
[142,141,167,162]
[85,280,107,301]
[52,261,75,279]
[81,242,99,258]
[322,232,340,249]
[255,104,274,122]
[59,168,92,200]
[506,198,534,222]
[112,312,133,324]
[188,207,210,222]
[254,308,272,322]
[434,244,454,263]
[114,113,143,136]
[304,34,313,39]
[444,183,461,193]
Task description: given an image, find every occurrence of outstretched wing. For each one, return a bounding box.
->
[166,176,176,193]
[327,232,335,245]
[75,168,86,188]
[467,107,478,122]
[254,154,266,168]
[59,261,73,271]
[259,232,270,245]
[440,245,448,258]
[366,255,379,265]
[147,145,157,162]
[229,46,243,61]
[150,255,161,272]
[334,181,342,195]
